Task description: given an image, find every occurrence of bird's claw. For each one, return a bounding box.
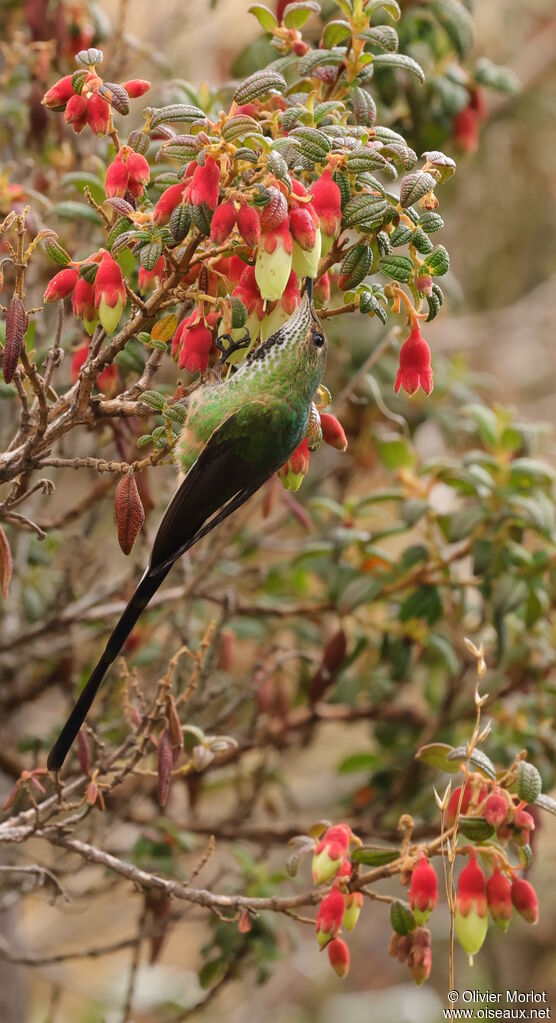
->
[215,329,251,365]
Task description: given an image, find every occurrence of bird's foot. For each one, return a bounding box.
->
[215,329,251,365]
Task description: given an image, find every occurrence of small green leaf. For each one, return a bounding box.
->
[516,762,542,804]
[373,53,425,84]
[458,817,495,842]
[283,1,320,29]
[377,435,415,469]
[474,58,520,94]
[52,201,102,225]
[431,0,474,57]
[390,899,416,936]
[422,149,456,183]
[61,171,105,204]
[323,19,351,48]
[400,585,442,625]
[338,752,380,773]
[338,576,382,613]
[416,742,459,773]
[353,845,400,867]
[248,3,278,30]
[400,170,436,208]
[365,0,401,20]
[424,244,450,276]
[447,747,496,779]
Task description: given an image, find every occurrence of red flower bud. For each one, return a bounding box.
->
[394,324,433,397]
[315,887,345,947]
[94,251,126,334]
[72,277,98,333]
[455,849,488,957]
[232,266,265,319]
[190,156,220,209]
[446,782,473,826]
[210,200,237,243]
[235,103,258,117]
[289,206,317,251]
[279,438,310,494]
[123,79,151,98]
[126,151,150,187]
[486,868,512,931]
[310,170,342,253]
[86,92,111,136]
[320,413,347,452]
[409,852,438,925]
[105,158,129,198]
[236,204,261,248]
[71,344,117,393]
[342,891,363,932]
[484,791,509,829]
[514,809,535,839]
[173,313,216,374]
[154,181,188,224]
[327,938,349,978]
[42,74,75,111]
[415,274,433,296]
[44,266,78,302]
[511,877,539,925]
[64,93,88,132]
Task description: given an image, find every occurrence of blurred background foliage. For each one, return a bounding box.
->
[0,1,555,1021]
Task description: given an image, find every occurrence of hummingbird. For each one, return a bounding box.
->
[47,283,327,770]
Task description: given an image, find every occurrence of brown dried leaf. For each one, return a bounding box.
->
[0,525,13,600]
[157,728,173,807]
[308,628,347,703]
[114,474,145,555]
[77,729,90,777]
[3,295,28,383]
[167,696,184,765]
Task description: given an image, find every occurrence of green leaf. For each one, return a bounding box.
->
[283,1,320,29]
[338,576,382,613]
[248,3,278,30]
[377,435,415,469]
[416,742,458,773]
[431,0,474,57]
[422,150,456,183]
[359,26,399,52]
[372,53,425,84]
[400,170,436,208]
[342,194,387,232]
[338,752,380,773]
[390,899,416,936]
[378,254,413,282]
[508,458,555,488]
[60,171,105,204]
[447,747,496,779]
[464,404,498,447]
[474,58,520,94]
[419,211,444,233]
[516,761,542,804]
[535,793,556,817]
[400,585,442,626]
[353,845,400,867]
[424,245,450,276]
[199,958,226,989]
[458,817,495,842]
[52,201,102,225]
[323,19,351,48]
[365,0,401,19]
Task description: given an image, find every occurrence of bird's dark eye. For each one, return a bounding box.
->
[313,331,325,349]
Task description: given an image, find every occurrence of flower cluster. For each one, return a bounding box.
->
[105,147,150,199]
[42,51,150,137]
[311,823,363,979]
[455,848,538,960]
[44,250,126,335]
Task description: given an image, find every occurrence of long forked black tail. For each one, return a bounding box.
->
[46,566,171,771]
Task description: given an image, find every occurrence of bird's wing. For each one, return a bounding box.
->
[149,400,278,573]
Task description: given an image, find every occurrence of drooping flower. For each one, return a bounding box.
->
[484,791,509,829]
[409,853,438,926]
[236,203,261,248]
[446,782,473,826]
[72,277,98,334]
[64,93,88,132]
[486,868,512,931]
[327,938,350,978]
[255,220,293,301]
[511,877,539,924]
[86,92,111,136]
[123,79,151,98]
[210,200,236,244]
[311,823,351,884]
[455,849,488,958]
[310,169,342,256]
[278,438,310,493]
[94,251,126,334]
[321,413,347,452]
[513,809,535,845]
[42,74,75,111]
[315,887,345,948]
[44,266,79,302]
[105,158,129,199]
[394,324,433,397]
[154,181,188,224]
[190,156,220,209]
[342,891,363,932]
[126,151,150,190]
[172,312,217,374]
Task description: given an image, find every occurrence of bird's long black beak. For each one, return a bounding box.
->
[304,277,314,303]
